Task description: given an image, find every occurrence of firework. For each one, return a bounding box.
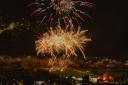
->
[35,24,91,59]
[29,0,94,25]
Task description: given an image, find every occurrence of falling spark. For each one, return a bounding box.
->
[48,56,71,72]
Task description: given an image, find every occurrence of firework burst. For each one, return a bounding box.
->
[35,24,91,59]
[29,0,94,25]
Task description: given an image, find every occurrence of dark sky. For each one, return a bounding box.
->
[0,0,127,57]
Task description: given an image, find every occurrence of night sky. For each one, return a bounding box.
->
[0,0,127,58]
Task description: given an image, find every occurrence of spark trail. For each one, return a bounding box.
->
[29,0,94,25]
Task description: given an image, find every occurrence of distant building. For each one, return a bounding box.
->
[89,75,98,84]
[34,81,46,85]
[125,60,128,66]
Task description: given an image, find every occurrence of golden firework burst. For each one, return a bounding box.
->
[35,24,91,59]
